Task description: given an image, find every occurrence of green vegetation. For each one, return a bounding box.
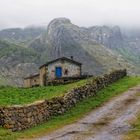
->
[0,80,86,106]
[124,112,140,140]
[0,76,140,140]
[0,40,38,62]
[115,46,140,67]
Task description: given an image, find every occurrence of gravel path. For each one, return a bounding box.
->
[36,85,140,140]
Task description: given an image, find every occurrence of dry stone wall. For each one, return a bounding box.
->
[0,69,127,131]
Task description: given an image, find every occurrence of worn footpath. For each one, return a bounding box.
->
[36,85,140,140]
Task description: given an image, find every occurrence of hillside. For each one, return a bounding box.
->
[87,25,140,68]
[0,40,39,85]
[0,18,140,86]
[0,27,44,46]
[29,18,137,75]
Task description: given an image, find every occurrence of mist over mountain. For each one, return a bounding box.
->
[86,25,140,67]
[0,18,140,86]
[0,27,44,46]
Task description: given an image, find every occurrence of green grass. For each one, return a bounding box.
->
[124,108,140,140]
[0,76,140,140]
[0,80,86,106]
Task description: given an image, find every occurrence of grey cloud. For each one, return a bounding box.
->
[0,0,140,29]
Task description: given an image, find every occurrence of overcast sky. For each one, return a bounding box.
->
[0,0,140,29]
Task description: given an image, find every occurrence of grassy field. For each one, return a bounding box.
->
[0,76,140,140]
[124,108,140,140]
[0,80,86,106]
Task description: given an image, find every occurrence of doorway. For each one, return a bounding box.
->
[55,67,62,78]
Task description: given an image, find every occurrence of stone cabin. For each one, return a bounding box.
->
[24,57,82,88]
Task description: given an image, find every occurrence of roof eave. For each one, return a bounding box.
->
[39,57,82,69]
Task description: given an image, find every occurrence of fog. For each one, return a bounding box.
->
[0,0,140,29]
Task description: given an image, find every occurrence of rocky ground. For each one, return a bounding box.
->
[36,85,140,140]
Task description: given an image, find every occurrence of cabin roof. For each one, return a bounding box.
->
[39,57,82,69]
[24,73,39,80]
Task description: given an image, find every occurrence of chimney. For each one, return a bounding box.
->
[70,56,73,60]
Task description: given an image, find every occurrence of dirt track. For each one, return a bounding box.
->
[37,85,140,140]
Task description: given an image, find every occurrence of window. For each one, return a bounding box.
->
[64,69,68,75]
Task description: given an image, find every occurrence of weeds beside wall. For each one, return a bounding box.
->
[0,69,127,131]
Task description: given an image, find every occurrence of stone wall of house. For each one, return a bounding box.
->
[24,75,40,88]
[24,78,31,88]
[31,75,40,87]
[39,66,46,86]
[0,69,127,131]
[47,60,81,80]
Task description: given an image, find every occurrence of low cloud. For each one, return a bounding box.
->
[0,0,140,29]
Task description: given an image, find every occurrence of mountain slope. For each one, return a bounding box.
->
[29,18,137,75]
[0,40,39,85]
[0,27,44,46]
[87,25,140,68]
[0,18,140,86]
